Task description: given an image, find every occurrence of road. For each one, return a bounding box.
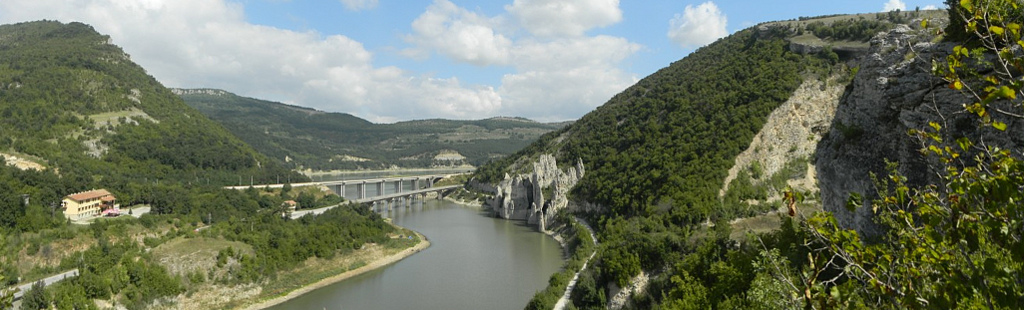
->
[12,269,79,300]
[289,185,460,219]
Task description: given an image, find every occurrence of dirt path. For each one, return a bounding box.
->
[553,217,597,310]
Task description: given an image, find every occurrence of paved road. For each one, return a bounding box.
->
[128,206,151,218]
[12,269,79,300]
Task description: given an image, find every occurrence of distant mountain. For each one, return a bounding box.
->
[175,88,568,171]
[0,21,303,201]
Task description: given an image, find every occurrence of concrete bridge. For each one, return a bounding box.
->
[290,185,461,219]
[226,173,468,201]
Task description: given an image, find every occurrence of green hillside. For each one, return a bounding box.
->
[482,25,828,221]
[479,11,934,309]
[0,20,304,212]
[0,21,401,309]
[177,88,566,170]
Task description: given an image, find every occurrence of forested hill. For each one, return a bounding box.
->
[176,88,567,171]
[480,25,828,221]
[0,21,302,203]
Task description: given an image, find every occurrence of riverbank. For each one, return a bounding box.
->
[241,230,430,310]
[443,195,484,209]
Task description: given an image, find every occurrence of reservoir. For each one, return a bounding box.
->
[267,200,564,310]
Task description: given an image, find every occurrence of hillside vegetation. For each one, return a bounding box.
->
[0,21,303,203]
[481,25,830,222]
[0,21,407,309]
[486,4,1024,309]
[471,9,976,310]
[177,89,566,171]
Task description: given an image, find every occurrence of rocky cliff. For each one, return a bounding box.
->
[492,154,584,231]
[815,24,1024,236]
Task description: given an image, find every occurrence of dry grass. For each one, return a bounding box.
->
[87,108,156,128]
[150,237,253,276]
[728,202,822,241]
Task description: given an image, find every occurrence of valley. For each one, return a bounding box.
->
[0,2,1022,310]
[175,88,567,172]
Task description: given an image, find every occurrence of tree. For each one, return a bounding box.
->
[22,280,49,310]
[801,1,1024,308]
[0,273,14,309]
[281,182,292,197]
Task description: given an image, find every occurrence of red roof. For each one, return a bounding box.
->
[66,189,113,202]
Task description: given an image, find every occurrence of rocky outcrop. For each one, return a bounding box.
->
[815,24,1024,236]
[170,88,229,96]
[721,74,844,198]
[492,155,584,231]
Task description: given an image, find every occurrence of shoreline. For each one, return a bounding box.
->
[443,196,484,209]
[242,230,431,310]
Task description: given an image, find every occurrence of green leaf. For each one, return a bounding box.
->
[957,137,972,151]
[929,122,942,131]
[960,0,974,12]
[997,85,1017,99]
[920,19,929,29]
[846,192,862,212]
[990,25,1005,36]
[992,121,1007,131]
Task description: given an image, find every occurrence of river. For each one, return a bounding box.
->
[267,200,564,310]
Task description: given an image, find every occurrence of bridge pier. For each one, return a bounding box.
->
[334,182,346,200]
[358,182,366,200]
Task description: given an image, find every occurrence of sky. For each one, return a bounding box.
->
[0,0,943,123]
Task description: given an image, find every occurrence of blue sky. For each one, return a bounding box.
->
[0,0,943,122]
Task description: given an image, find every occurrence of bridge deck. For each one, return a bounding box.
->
[225,173,468,190]
[289,185,461,219]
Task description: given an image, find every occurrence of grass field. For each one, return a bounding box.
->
[151,237,254,276]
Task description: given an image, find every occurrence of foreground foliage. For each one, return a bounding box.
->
[804,1,1024,308]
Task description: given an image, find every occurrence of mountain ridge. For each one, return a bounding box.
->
[175,87,568,171]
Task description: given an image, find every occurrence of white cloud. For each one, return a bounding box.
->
[402,0,640,121]
[923,5,938,10]
[405,0,512,66]
[500,36,640,119]
[0,0,642,122]
[0,0,502,121]
[667,1,728,49]
[339,0,378,11]
[883,0,907,12]
[505,0,622,37]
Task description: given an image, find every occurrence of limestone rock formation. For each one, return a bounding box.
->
[815,25,1024,236]
[492,154,584,231]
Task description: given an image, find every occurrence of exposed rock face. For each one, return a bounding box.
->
[170,88,229,96]
[815,24,1024,236]
[492,154,584,231]
[721,74,844,198]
